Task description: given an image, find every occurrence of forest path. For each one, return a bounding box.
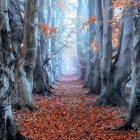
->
[14,75,139,140]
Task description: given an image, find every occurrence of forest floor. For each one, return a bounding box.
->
[14,75,140,140]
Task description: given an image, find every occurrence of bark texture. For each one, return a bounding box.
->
[93,1,136,106]
[0,0,27,139]
[33,0,60,95]
[87,0,103,95]
[115,13,140,131]
[17,0,39,112]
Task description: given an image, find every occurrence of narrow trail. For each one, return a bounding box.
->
[14,75,139,140]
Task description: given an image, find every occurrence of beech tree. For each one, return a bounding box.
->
[17,0,39,112]
[115,8,140,131]
[92,0,113,105]
[85,0,138,107]
[94,1,137,106]
[76,0,88,80]
[85,0,96,88]
[0,0,27,139]
[87,0,102,95]
[8,0,23,107]
[33,0,54,95]
[0,0,140,138]
[33,0,64,95]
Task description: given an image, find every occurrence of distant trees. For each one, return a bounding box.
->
[76,0,88,80]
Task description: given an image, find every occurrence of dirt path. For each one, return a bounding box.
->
[14,75,140,140]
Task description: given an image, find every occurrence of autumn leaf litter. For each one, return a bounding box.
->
[14,75,140,140]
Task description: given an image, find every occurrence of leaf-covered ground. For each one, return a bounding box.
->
[14,75,140,140]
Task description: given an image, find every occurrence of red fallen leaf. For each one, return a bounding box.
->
[14,75,139,140]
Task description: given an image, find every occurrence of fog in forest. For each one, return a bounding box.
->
[0,0,140,139]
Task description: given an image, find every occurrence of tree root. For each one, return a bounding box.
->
[12,130,30,140]
[86,89,100,95]
[82,85,87,88]
[113,117,140,131]
[86,90,93,95]
[85,97,103,107]
[44,90,57,96]
[90,94,127,107]
[85,103,94,107]
[13,104,38,113]
[50,86,55,90]
[26,104,38,112]
[113,120,133,131]
[6,118,30,140]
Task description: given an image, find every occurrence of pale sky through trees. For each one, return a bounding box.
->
[61,0,78,74]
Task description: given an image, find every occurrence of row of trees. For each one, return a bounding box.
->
[77,0,140,130]
[0,0,140,139]
[0,0,63,139]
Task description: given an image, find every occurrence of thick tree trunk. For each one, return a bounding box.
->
[85,0,95,89]
[8,0,24,108]
[0,0,27,139]
[33,34,51,95]
[91,0,113,105]
[17,0,39,112]
[115,13,140,131]
[87,0,103,95]
[33,0,55,95]
[100,0,113,96]
[88,51,101,95]
[94,3,136,106]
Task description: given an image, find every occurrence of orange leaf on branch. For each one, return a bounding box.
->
[79,15,96,32]
[38,23,58,39]
[56,0,66,8]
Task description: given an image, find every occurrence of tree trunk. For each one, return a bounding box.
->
[94,2,136,106]
[87,0,103,95]
[88,51,101,95]
[115,12,140,131]
[17,0,39,112]
[8,0,24,108]
[83,29,90,87]
[85,0,96,89]
[92,0,113,105]
[0,0,27,139]
[77,0,86,80]
[33,0,55,95]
